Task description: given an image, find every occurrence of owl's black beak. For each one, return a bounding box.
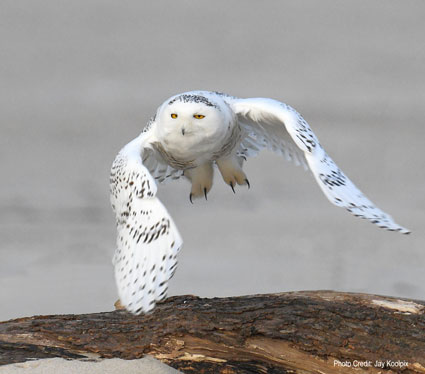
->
[181,127,185,136]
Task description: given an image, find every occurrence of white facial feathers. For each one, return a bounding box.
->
[154,93,237,164]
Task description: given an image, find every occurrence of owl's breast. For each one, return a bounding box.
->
[153,122,241,170]
[151,141,197,170]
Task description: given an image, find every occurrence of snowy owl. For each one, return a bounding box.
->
[110,91,409,314]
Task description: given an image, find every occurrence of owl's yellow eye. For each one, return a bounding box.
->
[193,114,205,119]
[171,113,178,119]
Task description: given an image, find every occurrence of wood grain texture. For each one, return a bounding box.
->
[1,291,424,373]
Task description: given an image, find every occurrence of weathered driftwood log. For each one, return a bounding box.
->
[0,291,424,373]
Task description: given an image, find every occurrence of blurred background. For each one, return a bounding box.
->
[1,0,424,321]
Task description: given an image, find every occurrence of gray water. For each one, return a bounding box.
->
[1,0,424,321]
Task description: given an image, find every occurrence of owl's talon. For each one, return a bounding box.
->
[230,182,235,193]
[189,193,193,204]
[204,188,208,200]
[245,179,250,189]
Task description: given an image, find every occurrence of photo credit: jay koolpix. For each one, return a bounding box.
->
[334,359,409,369]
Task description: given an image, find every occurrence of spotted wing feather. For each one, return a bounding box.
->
[110,134,183,314]
[141,118,184,184]
[227,97,409,234]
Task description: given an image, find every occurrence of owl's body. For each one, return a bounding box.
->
[147,92,246,200]
[110,91,409,315]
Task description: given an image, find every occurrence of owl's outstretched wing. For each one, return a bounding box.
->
[140,117,184,184]
[227,97,409,234]
[110,130,183,314]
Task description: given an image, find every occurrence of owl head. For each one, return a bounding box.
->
[155,93,234,146]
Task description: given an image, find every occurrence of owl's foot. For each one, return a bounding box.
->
[185,163,214,201]
[217,156,249,191]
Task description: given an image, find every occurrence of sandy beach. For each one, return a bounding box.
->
[1,0,424,371]
[0,357,181,374]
